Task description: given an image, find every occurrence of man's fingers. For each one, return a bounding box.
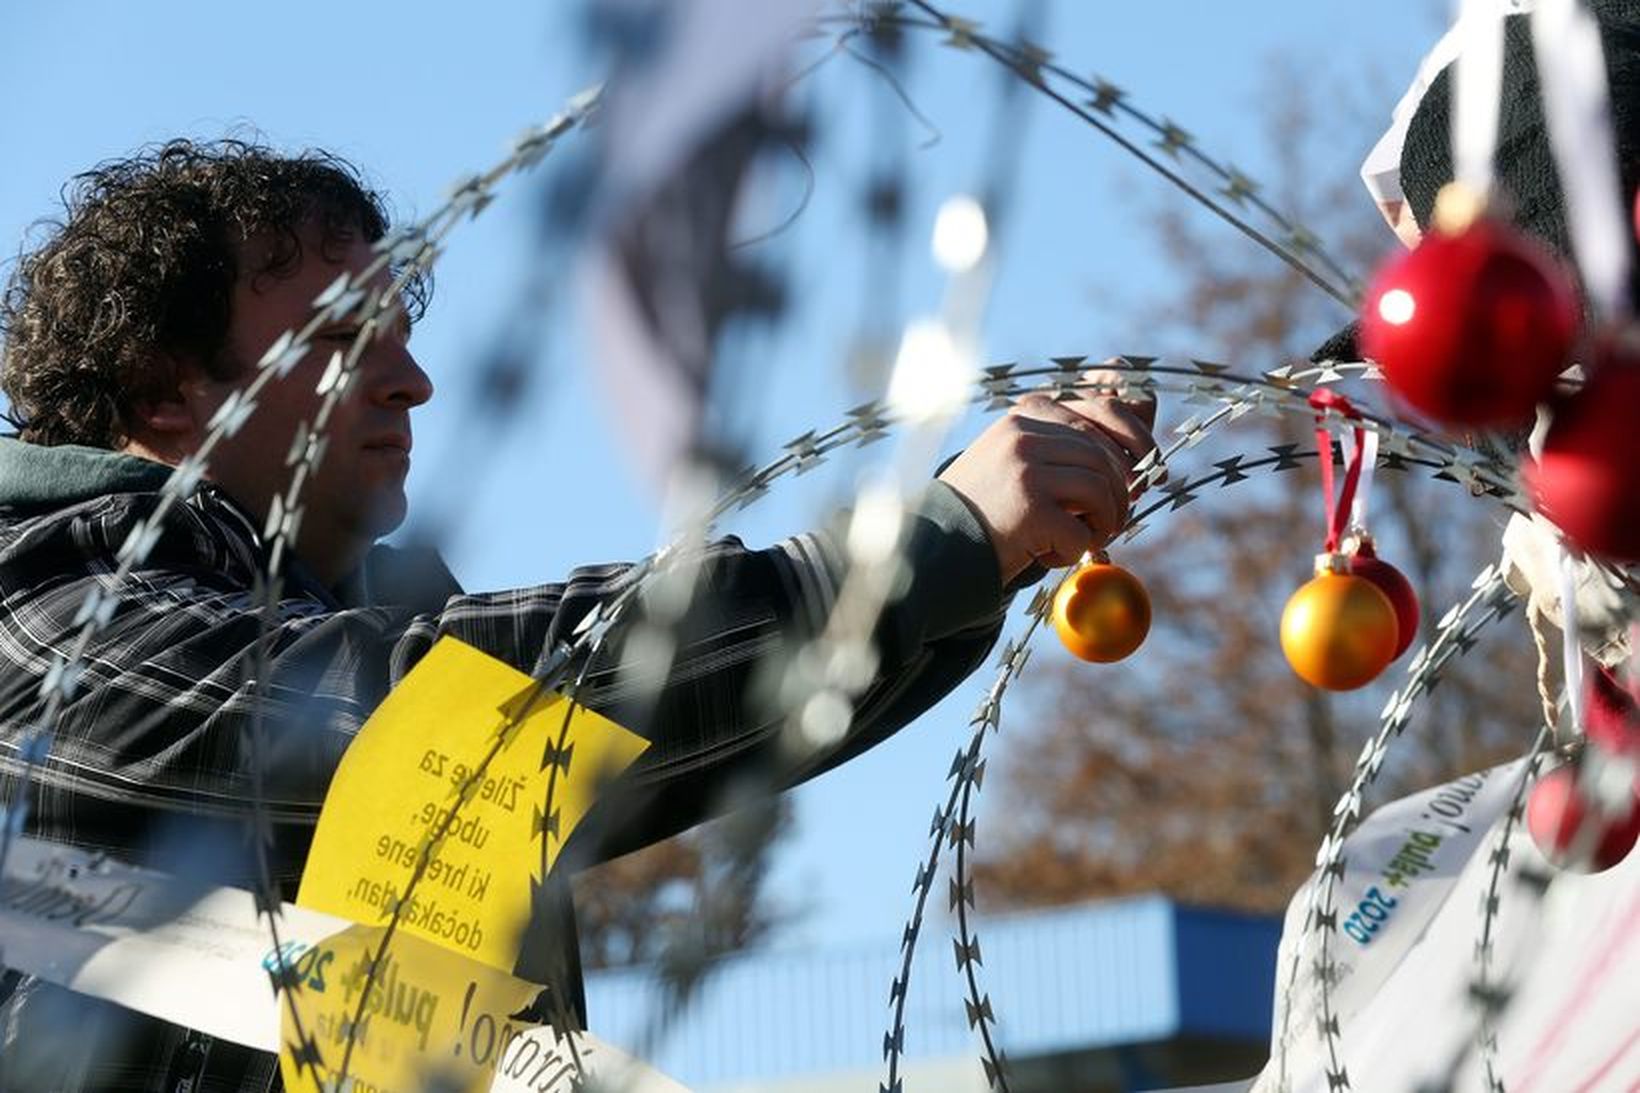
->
[1089,366,1165,483]
[1035,464,1129,539]
[1032,505,1102,569]
[1010,400,1144,492]
[1059,391,1159,466]
[1077,366,1165,482]
[938,364,1164,583]
[1080,365,1158,429]
[1014,391,1157,469]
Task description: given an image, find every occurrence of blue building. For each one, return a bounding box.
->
[584,896,1280,1091]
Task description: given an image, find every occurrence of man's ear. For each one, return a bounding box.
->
[133,395,195,437]
[123,354,207,460]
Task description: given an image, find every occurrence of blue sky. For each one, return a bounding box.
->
[0,0,1438,977]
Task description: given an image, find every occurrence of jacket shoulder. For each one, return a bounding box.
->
[0,490,256,598]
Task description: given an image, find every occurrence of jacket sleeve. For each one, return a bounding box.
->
[563,480,1013,865]
[0,482,1011,878]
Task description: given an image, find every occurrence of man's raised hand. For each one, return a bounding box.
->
[936,368,1159,585]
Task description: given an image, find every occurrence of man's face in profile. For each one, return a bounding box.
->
[193,226,434,576]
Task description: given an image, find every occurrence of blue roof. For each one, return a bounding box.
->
[584,896,1280,1088]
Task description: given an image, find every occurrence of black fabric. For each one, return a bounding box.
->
[1317,4,1640,386]
[1310,320,1361,364]
[1399,0,1640,309]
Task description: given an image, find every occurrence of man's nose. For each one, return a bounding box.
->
[369,342,435,410]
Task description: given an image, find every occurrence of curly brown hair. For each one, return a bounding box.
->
[0,138,429,448]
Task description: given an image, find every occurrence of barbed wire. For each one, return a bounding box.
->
[812,1,1365,310]
[7,5,1628,1083]
[298,349,1534,1089]
[1465,727,1552,1093]
[209,12,1577,1080]
[371,13,1619,1079]
[941,441,1478,1092]
[1271,563,1518,1093]
[403,10,1636,1086]
[258,349,1477,1091]
[866,357,1539,1092]
[1435,718,1634,1091]
[236,90,609,1090]
[2,310,1575,1092]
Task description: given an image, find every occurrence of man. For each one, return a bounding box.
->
[0,140,1154,1089]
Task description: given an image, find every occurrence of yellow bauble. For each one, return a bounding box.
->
[1280,568,1398,691]
[1052,561,1151,663]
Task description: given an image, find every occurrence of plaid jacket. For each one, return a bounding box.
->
[0,438,1011,1091]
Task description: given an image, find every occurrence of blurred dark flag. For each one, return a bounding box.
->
[578,0,813,493]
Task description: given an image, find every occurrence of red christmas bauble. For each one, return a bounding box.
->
[1526,358,1640,562]
[1360,216,1579,427]
[1346,541,1420,659]
[1526,761,1640,873]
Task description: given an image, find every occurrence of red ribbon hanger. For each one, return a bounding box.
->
[1310,388,1367,553]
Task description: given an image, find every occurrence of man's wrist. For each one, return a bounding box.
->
[934,477,1024,585]
[907,481,1015,629]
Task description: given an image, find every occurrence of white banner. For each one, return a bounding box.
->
[0,835,688,1092]
[1253,759,1640,1092]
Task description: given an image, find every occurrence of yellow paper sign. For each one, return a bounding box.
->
[297,636,648,974]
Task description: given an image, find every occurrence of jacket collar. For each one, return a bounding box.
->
[0,436,171,509]
[0,436,461,609]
